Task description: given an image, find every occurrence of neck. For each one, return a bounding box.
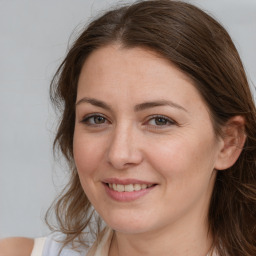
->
[109,214,213,256]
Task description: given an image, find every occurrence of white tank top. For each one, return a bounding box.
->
[30,228,113,256]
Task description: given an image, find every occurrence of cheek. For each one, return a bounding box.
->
[73,130,107,204]
[149,133,218,183]
[148,135,218,217]
[73,130,103,178]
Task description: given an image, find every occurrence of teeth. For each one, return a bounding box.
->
[124,184,134,192]
[108,183,153,192]
[116,184,124,192]
[134,184,142,191]
[141,184,147,189]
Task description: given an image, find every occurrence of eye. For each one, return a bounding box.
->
[81,114,108,126]
[147,115,175,127]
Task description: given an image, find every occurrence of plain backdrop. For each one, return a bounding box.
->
[0,0,255,238]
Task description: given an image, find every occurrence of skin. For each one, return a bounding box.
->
[0,237,34,256]
[73,44,230,256]
[0,45,245,256]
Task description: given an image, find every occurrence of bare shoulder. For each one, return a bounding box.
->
[0,237,34,256]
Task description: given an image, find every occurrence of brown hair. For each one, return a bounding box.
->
[46,0,256,255]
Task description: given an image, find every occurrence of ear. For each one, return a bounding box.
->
[214,116,246,170]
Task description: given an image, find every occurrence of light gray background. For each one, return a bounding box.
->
[0,0,255,238]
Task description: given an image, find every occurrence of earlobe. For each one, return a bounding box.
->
[214,116,246,170]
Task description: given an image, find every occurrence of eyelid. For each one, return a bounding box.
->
[79,113,177,128]
[144,114,177,126]
[80,113,110,125]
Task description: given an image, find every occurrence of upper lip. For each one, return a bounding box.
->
[102,178,156,185]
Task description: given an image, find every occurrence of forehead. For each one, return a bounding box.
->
[79,44,192,81]
[77,44,206,113]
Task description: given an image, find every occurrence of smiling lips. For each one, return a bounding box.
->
[107,183,154,192]
[103,178,158,202]
[103,179,156,201]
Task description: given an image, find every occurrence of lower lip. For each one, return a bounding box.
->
[103,183,156,202]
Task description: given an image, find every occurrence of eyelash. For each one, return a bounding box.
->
[80,114,176,128]
[145,115,176,127]
[81,113,109,126]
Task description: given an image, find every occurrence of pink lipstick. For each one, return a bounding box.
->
[102,178,157,202]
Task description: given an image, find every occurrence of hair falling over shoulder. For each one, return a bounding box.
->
[46,1,256,255]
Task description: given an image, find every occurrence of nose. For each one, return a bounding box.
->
[106,124,143,170]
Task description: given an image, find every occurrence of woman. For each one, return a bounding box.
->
[1,0,255,255]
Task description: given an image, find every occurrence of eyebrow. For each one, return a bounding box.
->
[76,97,112,111]
[76,97,187,112]
[134,100,187,112]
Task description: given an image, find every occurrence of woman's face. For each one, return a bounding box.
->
[73,44,223,235]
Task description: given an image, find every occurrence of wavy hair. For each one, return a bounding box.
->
[46,1,256,255]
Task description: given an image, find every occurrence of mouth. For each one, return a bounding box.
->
[106,183,155,192]
[102,178,157,201]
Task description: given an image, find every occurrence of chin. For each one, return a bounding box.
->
[101,212,154,234]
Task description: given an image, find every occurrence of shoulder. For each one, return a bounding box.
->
[0,237,34,256]
[42,233,89,256]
